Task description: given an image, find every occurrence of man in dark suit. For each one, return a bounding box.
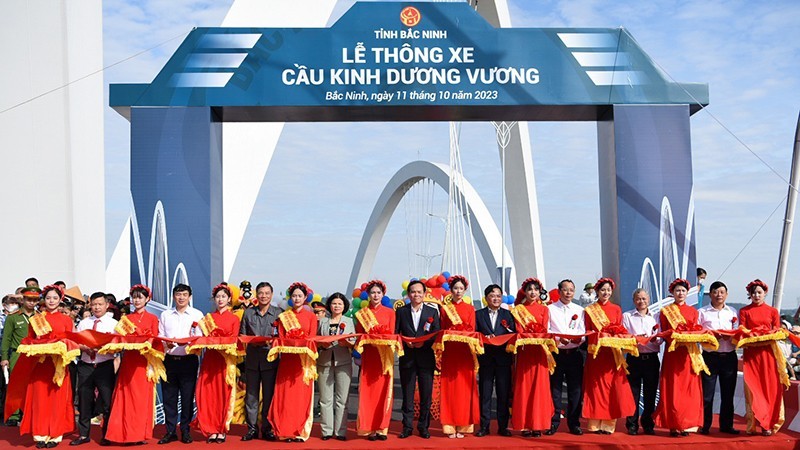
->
[475,284,515,437]
[239,282,283,441]
[395,279,440,439]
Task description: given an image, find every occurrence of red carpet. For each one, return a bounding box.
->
[2,416,799,450]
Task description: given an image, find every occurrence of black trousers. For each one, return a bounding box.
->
[399,364,433,432]
[478,362,511,432]
[76,360,116,438]
[701,351,738,431]
[625,353,660,431]
[244,367,277,432]
[162,354,199,436]
[550,348,584,430]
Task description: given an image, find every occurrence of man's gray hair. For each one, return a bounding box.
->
[632,288,649,299]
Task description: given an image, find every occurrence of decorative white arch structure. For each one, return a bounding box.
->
[347,160,516,294]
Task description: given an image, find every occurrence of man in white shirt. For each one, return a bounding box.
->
[698,281,740,435]
[158,284,204,445]
[622,288,660,436]
[546,279,585,436]
[71,292,119,446]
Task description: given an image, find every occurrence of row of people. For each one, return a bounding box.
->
[5,276,788,447]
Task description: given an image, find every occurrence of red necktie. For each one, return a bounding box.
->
[88,319,99,360]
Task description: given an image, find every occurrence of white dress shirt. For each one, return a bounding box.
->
[76,312,119,364]
[411,304,423,330]
[622,308,661,354]
[547,300,585,349]
[698,304,738,353]
[159,306,204,355]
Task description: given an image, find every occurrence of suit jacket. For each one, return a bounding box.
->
[239,304,283,371]
[476,306,516,367]
[316,315,355,367]
[396,303,440,369]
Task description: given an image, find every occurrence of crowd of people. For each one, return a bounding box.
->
[0,274,795,448]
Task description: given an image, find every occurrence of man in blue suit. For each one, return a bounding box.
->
[395,280,440,439]
[475,284,515,437]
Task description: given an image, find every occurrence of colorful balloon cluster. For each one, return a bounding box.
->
[346,282,393,318]
[284,287,322,308]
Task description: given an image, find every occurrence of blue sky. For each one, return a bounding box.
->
[103,0,800,307]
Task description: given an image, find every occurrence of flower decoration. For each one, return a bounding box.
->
[601,323,627,335]
[286,328,306,339]
[500,319,513,332]
[731,317,738,325]
[365,279,387,294]
[449,275,469,289]
[271,321,280,337]
[424,316,434,332]
[569,313,579,329]
[191,321,198,329]
[371,324,390,335]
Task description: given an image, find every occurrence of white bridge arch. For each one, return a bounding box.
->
[347,160,516,294]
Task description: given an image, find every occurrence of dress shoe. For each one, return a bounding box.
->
[699,428,709,435]
[241,428,257,441]
[474,429,489,437]
[499,429,513,437]
[6,419,19,427]
[376,434,387,441]
[419,430,430,439]
[532,431,542,437]
[70,437,90,446]
[720,428,740,435]
[46,443,58,449]
[181,434,193,444]
[569,427,583,436]
[321,435,332,441]
[262,430,276,441]
[643,428,655,435]
[521,430,533,437]
[545,428,557,436]
[206,436,217,444]
[216,435,226,443]
[36,442,46,449]
[628,428,639,435]
[680,431,690,437]
[158,434,178,445]
[335,435,347,441]
[762,430,773,436]
[99,439,112,447]
[398,428,413,439]
[367,434,377,441]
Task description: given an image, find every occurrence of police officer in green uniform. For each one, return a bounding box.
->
[1,287,40,426]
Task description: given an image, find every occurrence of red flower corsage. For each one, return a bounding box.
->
[424,316,434,332]
[571,314,578,321]
[191,321,198,329]
[371,324,390,334]
[731,317,738,325]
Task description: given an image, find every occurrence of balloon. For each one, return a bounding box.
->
[442,271,451,279]
[287,298,294,307]
[432,287,445,299]
[401,290,407,297]
[437,275,446,285]
[352,288,361,298]
[411,277,419,281]
[359,291,368,300]
[360,283,368,291]
[351,299,361,310]
[481,296,487,306]
[549,289,560,303]
[313,293,322,302]
[381,296,392,307]
[426,278,437,288]
[464,295,471,303]
[401,280,410,290]
[442,282,450,291]
[306,292,313,302]
[360,300,369,309]
[404,298,410,304]
[504,295,514,304]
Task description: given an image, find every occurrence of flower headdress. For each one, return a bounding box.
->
[668,278,690,293]
[129,284,152,298]
[365,279,387,294]
[746,279,768,295]
[41,284,64,300]
[449,275,469,289]
[212,282,232,298]
[287,281,310,297]
[593,277,616,292]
